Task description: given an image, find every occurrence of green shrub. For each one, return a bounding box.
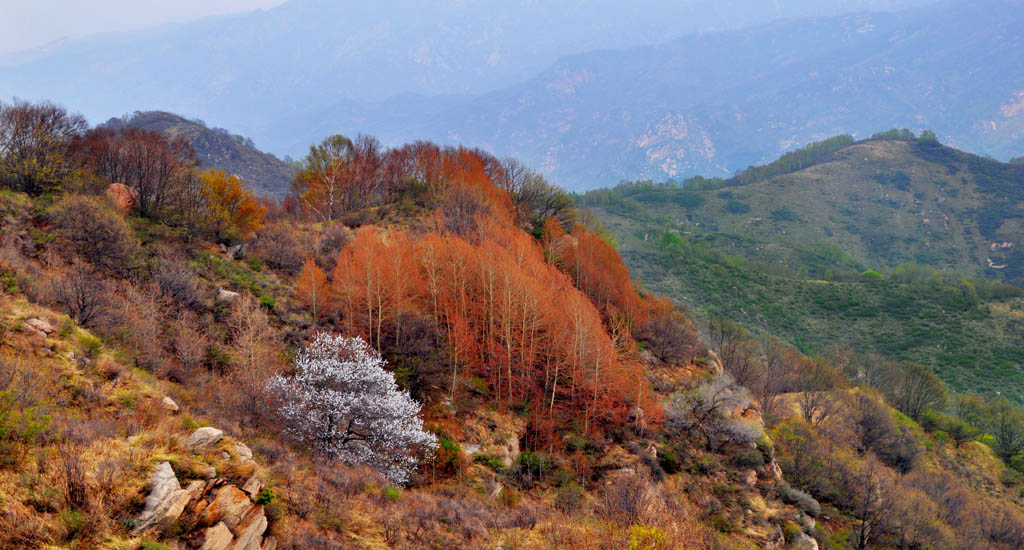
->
[59,509,89,540]
[709,513,735,533]
[628,524,666,550]
[382,486,402,502]
[732,448,765,469]
[688,455,718,475]
[725,200,750,214]
[256,487,277,506]
[509,451,557,488]
[473,453,506,471]
[554,481,585,514]
[77,333,102,358]
[59,320,74,338]
[782,521,802,542]
[658,448,681,474]
[48,194,139,271]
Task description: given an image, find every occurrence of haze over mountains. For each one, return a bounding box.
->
[4,0,1021,190]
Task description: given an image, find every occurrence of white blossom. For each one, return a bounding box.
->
[267,333,438,484]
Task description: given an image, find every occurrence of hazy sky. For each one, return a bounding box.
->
[0,0,285,54]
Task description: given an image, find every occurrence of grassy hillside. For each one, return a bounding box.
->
[579,136,1024,400]
[5,99,1024,550]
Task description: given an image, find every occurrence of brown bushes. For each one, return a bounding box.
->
[48,194,139,272]
[597,474,663,526]
[51,263,111,327]
[635,311,701,365]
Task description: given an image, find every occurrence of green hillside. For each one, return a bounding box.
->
[579,135,1024,401]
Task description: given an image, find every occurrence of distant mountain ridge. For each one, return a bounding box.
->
[0,0,949,190]
[581,135,1024,286]
[305,0,1022,190]
[102,111,294,198]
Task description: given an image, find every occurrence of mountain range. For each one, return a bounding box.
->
[283,0,1024,190]
[8,0,1013,190]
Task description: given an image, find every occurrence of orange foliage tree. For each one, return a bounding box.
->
[201,168,267,239]
[295,258,330,325]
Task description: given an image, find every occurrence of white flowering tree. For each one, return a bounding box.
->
[267,333,437,484]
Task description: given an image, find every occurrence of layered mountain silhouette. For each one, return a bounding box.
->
[3,0,1019,190]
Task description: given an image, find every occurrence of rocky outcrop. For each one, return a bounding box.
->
[461,410,524,467]
[22,317,56,339]
[24,317,55,335]
[216,288,241,304]
[162,396,180,412]
[135,431,273,550]
[232,442,253,461]
[792,532,819,550]
[203,485,253,529]
[188,427,225,451]
[226,244,248,261]
[232,506,269,550]
[134,462,204,534]
[200,522,233,550]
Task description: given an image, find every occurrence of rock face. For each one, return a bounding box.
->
[232,442,253,461]
[106,182,138,211]
[203,485,253,529]
[226,244,248,261]
[792,532,819,550]
[135,462,203,533]
[242,476,263,498]
[200,522,234,550]
[23,317,55,337]
[217,288,241,304]
[162,396,180,412]
[188,427,225,451]
[232,506,269,550]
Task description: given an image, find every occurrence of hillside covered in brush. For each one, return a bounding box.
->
[4,99,1024,550]
[101,111,295,199]
[579,133,1024,398]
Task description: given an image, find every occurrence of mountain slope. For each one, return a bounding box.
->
[584,136,1024,283]
[102,111,295,198]
[580,136,1024,399]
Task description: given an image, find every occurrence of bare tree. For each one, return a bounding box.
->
[754,337,790,423]
[706,317,759,389]
[49,194,140,273]
[848,457,894,550]
[667,371,760,451]
[796,357,842,427]
[0,99,87,194]
[887,362,948,421]
[228,296,279,427]
[52,263,110,327]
